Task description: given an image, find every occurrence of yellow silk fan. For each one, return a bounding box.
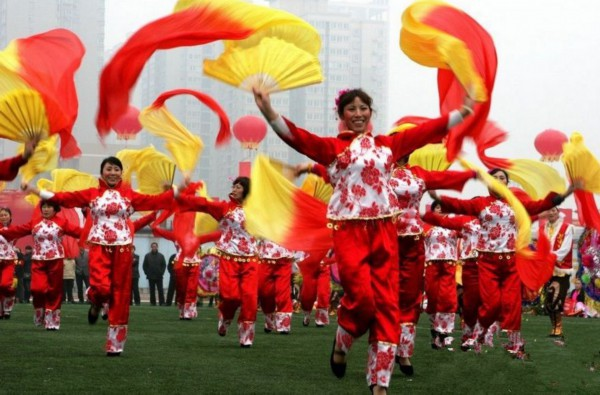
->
[300,173,333,203]
[408,143,451,171]
[192,182,219,236]
[116,148,143,184]
[135,149,176,195]
[0,182,5,192]
[266,157,297,181]
[50,168,98,192]
[25,178,53,206]
[506,159,566,200]
[0,88,49,142]
[138,105,203,177]
[18,135,59,182]
[204,37,323,93]
[562,132,600,193]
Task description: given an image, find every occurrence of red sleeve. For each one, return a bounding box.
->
[58,218,82,239]
[378,115,449,161]
[48,189,94,208]
[520,192,561,216]
[439,195,487,216]
[131,189,175,212]
[151,225,175,241]
[423,212,474,232]
[0,155,27,181]
[311,163,331,183]
[0,222,33,241]
[280,117,345,166]
[198,231,221,245]
[176,195,229,221]
[413,167,476,191]
[133,211,158,232]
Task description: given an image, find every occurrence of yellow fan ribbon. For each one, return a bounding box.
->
[506,159,566,200]
[400,0,487,101]
[18,135,58,183]
[408,143,451,171]
[562,132,600,193]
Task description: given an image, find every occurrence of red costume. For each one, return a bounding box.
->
[299,249,333,327]
[0,215,81,329]
[267,112,462,388]
[439,192,562,353]
[178,195,259,347]
[41,180,174,353]
[0,154,27,182]
[0,223,18,319]
[389,164,474,360]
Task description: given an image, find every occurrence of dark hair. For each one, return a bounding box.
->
[336,89,373,118]
[100,156,123,173]
[488,168,509,182]
[40,201,61,213]
[0,207,11,216]
[431,200,442,212]
[25,245,33,251]
[233,176,250,199]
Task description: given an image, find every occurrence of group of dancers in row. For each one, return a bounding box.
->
[0,86,580,394]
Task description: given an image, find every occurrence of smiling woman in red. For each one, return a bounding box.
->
[23,156,177,355]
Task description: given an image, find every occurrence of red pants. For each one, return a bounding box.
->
[461,259,480,328]
[398,235,425,324]
[0,259,16,300]
[174,263,200,307]
[299,259,331,312]
[424,261,457,314]
[478,253,521,331]
[332,219,399,344]
[88,244,132,326]
[218,254,258,323]
[258,259,293,314]
[31,259,64,311]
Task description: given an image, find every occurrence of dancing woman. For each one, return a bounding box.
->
[22,156,178,355]
[253,86,473,393]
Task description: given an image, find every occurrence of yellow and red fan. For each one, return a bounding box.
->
[300,174,333,204]
[408,144,451,172]
[192,182,219,237]
[134,148,176,195]
[24,168,97,206]
[116,148,145,184]
[0,29,84,158]
[18,134,59,183]
[204,37,323,93]
[562,132,600,193]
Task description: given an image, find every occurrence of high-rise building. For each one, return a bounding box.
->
[0,0,106,178]
[137,0,390,199]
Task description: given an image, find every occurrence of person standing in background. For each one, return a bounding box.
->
[14,247,24,303]
[130,246,141,306]
[75,247,89,304]
[143,242,166,306]
[165,253,176,307]
[22,246,33,303]
[62,257,76,304]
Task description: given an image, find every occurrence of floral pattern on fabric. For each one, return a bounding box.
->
[238,321,255,346]
[398,323,416,358]
[315,308,329,326]
[425,226,458,261]
[459,218,481,260]
[183,302,197,319]
[34,308,44,326]
[275,312,292,333]
[2,295,14,314]
[0,224,17,259]
[218,314,231,336]
[44,309,61,330]
[433,312,455,334]
[258,240,294,260]
[477,200,516,252]
[89,190,134,245]
[106,325,127,353]
[335,325,354,354]
[174,242,202,264]
[390,166,426,235]
[32,220,66,260]
[217,206,257,256]
[264,313,275,332]
[367,342,396,388]
[327,134,399,220]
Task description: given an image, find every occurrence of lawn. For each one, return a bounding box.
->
[2,304,600,394]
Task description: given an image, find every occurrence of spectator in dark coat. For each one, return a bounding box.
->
[142,242,166,306]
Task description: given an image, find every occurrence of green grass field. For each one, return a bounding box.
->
[2,304,600,394]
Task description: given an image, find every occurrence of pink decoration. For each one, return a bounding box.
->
[534,129,568,161]
[113,105,142,140]
[233,115,267,150]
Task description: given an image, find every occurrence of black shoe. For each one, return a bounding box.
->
[88,305,100,325]
[46,328,58,331]
[395,355,414,376]
[330,338,346,378]
[240,344,252,348]
[279,331,290,335]
[101,312,108,321]
[264,327,272,333]
[3,314,10,320]
[106,352,121,357]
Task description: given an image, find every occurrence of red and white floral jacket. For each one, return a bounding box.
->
[258,239,295,261]
[0,216,81,260]
[0,223,17,260]
[423,212,480,261]
[424,225,458,262]
[390,165,475,236]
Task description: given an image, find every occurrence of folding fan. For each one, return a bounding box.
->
[562,132,600,193]
[192,182,219,236]
[408,144,451,172]
[135,150,176,195]
[25,178,53,206]
[506,159,566,200]
[203,37,323,93]
[0,88,49,142]
[116,148,143,184]
[18,135,59,182]
[300,174,333,203]
[50,168,98,192]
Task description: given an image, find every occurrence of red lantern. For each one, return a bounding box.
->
[113,105,142,140]
[232,115,267,150]
[533,129,568,161]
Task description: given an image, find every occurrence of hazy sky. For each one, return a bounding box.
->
[105,0,600,210]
